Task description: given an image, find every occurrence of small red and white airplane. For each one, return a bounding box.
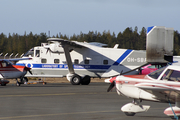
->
[107,64,180,119]
[0,58,32,86]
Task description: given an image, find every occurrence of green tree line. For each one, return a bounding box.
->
[0,26,180,57]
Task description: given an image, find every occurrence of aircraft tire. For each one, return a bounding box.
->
[1,83,6,86]
[23,77,28,82]
[124,112,136,116]
[16,82,21,86]
[81,75,91,85]
[70,75,81,85]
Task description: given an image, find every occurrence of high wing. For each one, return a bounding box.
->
[47,38,87,48]
[135,82,180,103]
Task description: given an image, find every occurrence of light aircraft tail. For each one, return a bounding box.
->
[146,26,174,63]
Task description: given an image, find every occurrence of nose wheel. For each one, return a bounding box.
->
[16,77,29,86]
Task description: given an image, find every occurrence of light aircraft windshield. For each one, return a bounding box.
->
[1,60,13,67]
[148,66,167,79]
[24,48,34,57]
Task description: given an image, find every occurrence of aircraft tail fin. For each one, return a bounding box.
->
[146,26,174,63]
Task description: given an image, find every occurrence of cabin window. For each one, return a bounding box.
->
[84,59,89,64]
[161,69,180,82]
[54,59,59,64]
[1,61,11,67]
[74,59,79,64]
[1,62,7,67]
[41,58,47,63]
[103,60,108,65]
[35,50,40,57]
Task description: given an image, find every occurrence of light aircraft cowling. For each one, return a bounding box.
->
[16,26,174,85]
[0,58,32,86]
[107,64,180,119]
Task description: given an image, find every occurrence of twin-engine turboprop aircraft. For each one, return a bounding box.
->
[107,64,180,119]
[16,26,174,85]
[0,58,32,86]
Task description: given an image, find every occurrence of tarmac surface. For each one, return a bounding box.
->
[0,82,172,120]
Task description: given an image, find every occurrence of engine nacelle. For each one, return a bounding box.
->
[49,43,64,53]
[44,42,64,54]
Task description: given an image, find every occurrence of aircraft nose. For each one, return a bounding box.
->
[24,66,32,75]
[24,66,31,71]
[109,76,117,83]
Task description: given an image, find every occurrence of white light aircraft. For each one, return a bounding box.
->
[107,64,180,119]
[16,26,174,85]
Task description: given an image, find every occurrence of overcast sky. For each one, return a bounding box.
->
[1,0,179,37]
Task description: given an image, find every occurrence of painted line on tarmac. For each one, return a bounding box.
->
[0,92,113,97]
[0,110,121,119]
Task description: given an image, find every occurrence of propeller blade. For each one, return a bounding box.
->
[24,66,32,75]
[28,70,33,75]
[107,81,115,92]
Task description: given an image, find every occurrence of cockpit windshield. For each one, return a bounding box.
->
[148,66,167,79]
[1,60,13,67]
[24,48,34,57]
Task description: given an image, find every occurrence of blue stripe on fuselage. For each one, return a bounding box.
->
[113,49,132,65]
[16,49,132,69]
[16,63,111,70]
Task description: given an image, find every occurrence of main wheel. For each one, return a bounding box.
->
[16,81,21,86]
[124,112,136,116]
[70,75,81,85]
[1,82,6,86]
[81,75,91,85]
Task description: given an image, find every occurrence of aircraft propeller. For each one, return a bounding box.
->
[107,80,115,92]
[24,66,32,75]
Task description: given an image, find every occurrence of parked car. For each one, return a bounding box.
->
[140,64,167,75]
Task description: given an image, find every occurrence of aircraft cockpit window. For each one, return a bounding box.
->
[1,62,7,67]
[41,59,47,63]
[148,67,166,79]
[1,61,11,67]
[103,60,108,65]
[161,70,180,82]
[35,50,40,57]
[84,59,89,64]
[74,59,79,64]
[54,59,59,64]
[24,48,34,57]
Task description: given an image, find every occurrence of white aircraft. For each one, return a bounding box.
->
[107,64,180,119]
[16,26,174,85]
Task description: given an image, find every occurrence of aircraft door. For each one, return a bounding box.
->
[34,49,41,63]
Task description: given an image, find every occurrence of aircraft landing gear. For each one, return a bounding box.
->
[124,112,136,116]
[70,75,81,85]
[69,74,91,85]
[68,73,91,85]
[81,75,91,85]
[121,99,150,116]
[16,77,29,86]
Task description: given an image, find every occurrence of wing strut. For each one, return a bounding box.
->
[63,44,75,74]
